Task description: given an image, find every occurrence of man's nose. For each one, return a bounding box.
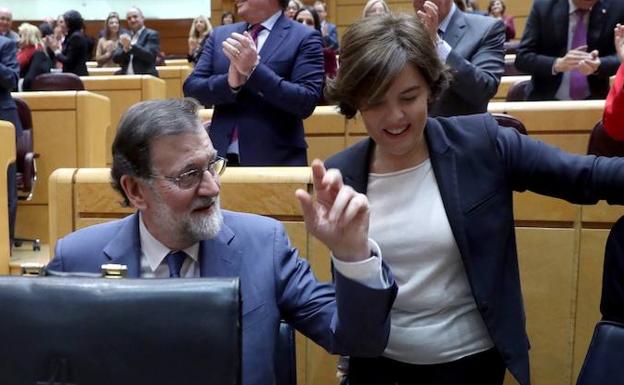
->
[197,170,220,197]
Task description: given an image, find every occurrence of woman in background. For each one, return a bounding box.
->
[17,23,44,76]
[285,0,303,19]
[53,10,89,76]
[487,0,515,41]
[95,12,120,67]
[362,0,390,18]
[325,14,624,385]
[187,15,212,64]
[221,12,235,25]
[294,6,337,81]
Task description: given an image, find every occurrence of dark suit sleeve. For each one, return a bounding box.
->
[56,33,86,70]
[487,114,624,204]
[244,30,325,119]
[272,222,396,356]
[46,239,66,272]
[22,51,51,91]
[445,19,505,109]
[0,38,18,91]
[130,30,160,65]
[515,3,557,78]
[183,31,238,106]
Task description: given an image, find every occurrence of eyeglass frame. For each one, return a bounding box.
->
[149,156,227,189]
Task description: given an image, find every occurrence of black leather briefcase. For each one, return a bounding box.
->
[0,276,241,385]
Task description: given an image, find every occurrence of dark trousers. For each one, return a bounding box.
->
[348,348,506,385]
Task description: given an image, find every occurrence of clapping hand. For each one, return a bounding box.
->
[616,23,624,63]
[296,159,370,262]
[416,0,440,41]
[223,31,260,88]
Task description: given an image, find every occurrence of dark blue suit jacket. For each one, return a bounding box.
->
[601,215,624,324]
[0,35,20,133]
[183,15,324,166]
[516,0,624,100]
[48,210,397,385]
[112,28,160,77]
[325,113,624,385]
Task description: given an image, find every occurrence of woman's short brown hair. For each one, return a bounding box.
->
[325,13,450,118]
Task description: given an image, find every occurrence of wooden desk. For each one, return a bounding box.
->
[80,75,166,164]
[11,91,110,244]
[0,121,15,274]
[87,65,192,99]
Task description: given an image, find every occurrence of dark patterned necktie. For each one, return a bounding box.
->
[165,250,187,278]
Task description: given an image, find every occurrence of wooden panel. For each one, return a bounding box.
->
[582,202,624,224]
[307,136,346,164]
[304,106,345,135]
[516,227,578,385]
[48,169,77,253]
[11,91,77,110]
[573,229,608,379]
[0,122,15,274]
[76,92,110,167]
[15,204,48,244]
[488,101,604,134]
[513,192,578,223]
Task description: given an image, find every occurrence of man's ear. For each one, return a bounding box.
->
[120,175,149,210]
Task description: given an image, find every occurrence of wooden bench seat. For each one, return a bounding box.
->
[0,121,15,274]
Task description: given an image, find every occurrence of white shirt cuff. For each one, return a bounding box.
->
[436,39,452,63]
[332,239,389,289]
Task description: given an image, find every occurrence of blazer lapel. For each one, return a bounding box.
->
[588,0,608,46]
[426,119,473,265]
[444,10,466,48]
[257,14,290,63]
[198,222,241,278]
[552,0,570,54]
[102,213,142,277]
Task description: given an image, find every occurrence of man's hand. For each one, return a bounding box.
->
[615,23,624,63]
[554,45,591,73]
[577,49,600,75]
[296,159,370,262]
[416,0,439,40]
[222,31,259,77]
[119,33,131,51]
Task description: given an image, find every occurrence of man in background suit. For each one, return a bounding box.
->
[515,0,624,101]
[113,7,160,77]
[183,0,324,166]
[0,8,18,42]
[414,0,505,116]
[0,34,20,246]
[47,98,397,385]
[314,1,339,51]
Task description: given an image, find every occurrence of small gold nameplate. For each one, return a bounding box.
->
[101,264,128,278]
[21,263,45,277]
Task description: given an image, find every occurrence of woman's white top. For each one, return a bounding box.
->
[368,159,493,364]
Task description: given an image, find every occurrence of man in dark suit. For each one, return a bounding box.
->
[0,34,20,245]
[413,0,505,116]
[314,1,339,51]
[47,98,397,385]
[0,8,18,42]
[183,0,324,166]
[602,216,624,324]
[113,7,160,77]
[515,0,624,101]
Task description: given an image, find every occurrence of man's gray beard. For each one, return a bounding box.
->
[181,197,223,243]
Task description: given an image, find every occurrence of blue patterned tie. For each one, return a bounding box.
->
[166,250,187,278]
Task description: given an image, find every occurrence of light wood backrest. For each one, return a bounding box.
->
[87,66,192,99]
[11,91,110,244]
[0,121,15,274]
[80,75,166,165]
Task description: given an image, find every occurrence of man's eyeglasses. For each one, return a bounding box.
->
[151,156,227,189]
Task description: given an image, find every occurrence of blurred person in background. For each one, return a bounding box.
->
[362,0,390,18]
[188,15,212,64]
[221,11,235,25]
[285,0,303,19]
[0,8,18,42]
[487,0,515,41]
[51,10,89,76]
[96,12,121,67]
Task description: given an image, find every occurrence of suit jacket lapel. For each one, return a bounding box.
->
[425,119,472,264]
[198,222,240,278]
[257,14,290,63]
[444,10,466,48]
[553,0,569,54]
[102,213,142,277]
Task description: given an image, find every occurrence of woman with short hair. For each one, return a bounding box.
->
[325,13,624,385]
[53,10,89,76]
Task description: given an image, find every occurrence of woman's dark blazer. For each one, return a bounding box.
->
[324,113,624,385]
[57,30,89,76]
[22,50,52,91]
